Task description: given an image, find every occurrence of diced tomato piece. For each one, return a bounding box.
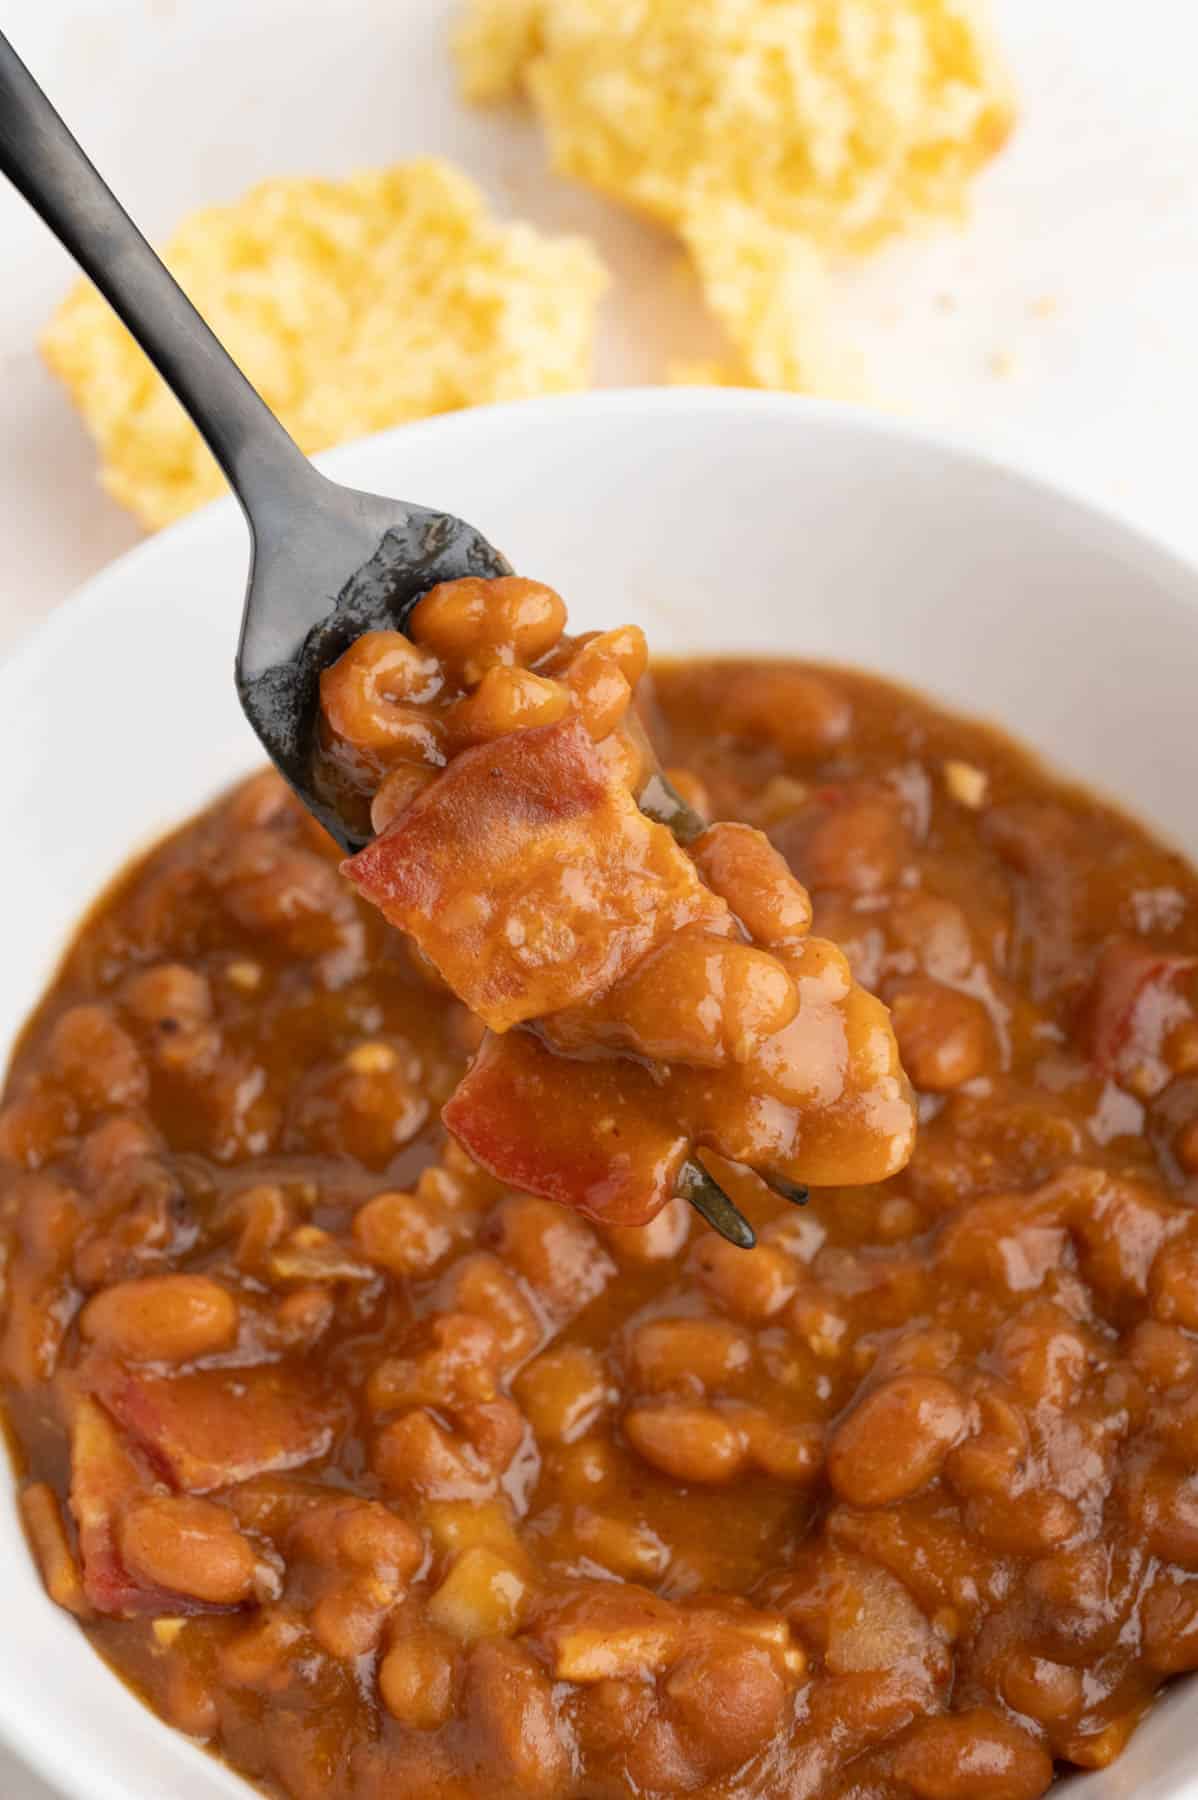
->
[91,1362,346,1493]
[1082,939,1197,1098]
[443,1029,690,1226]
[342,717,725,1032]
[68,1395,176,1615]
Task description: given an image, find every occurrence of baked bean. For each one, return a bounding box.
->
[1149,1232,1198,1329]
[0,1084,78,1170]
[354,1188,454,1279]
[514,1344,612,1444]
[466,1638,571,1798]
[572,1676,655,1760]
[935,1190,1069,1294]
[1061,1708,1151,1771]
[944,1385,1029,1500]
[1156,1387,1198,1461]
[373,1411,491,1501]
[691,822,812,945]
[1123,1459,1198,1566]
[566,628,647,739]
[997,1648,1084,1728]
[46,1004,147,1112]
[626,1315,752,1394]
[367,1314,501,1415]
[440,1252,542,1369]
[890,1709,1053,1800]
[623,1401,747,1483]
[1175,1113,1198,1173]
[223,767,296,831]
[548,1438,621,1503]
[122,963,212,1033]
[409,576,567,681]
[220,833,365,977]
[716,667,851,757]
[888,978,996,1092]
[1024,1542,1133,1656]
[664,1639,789,1774]
[1127,1318,1198,1390]
[219,1608,309,1692]
[992,1305,1090,1408]
[80,1274,238,1363]
[423,1497,525,1564]
[968,1490,1082,1557]
[596,724,647,791]
[456,1395,528,1473]
[776,1548,943,1682]
[888,892,975,982]
[789,790,910,895]
[593,930,798,1067]
[486,1195,613,1321]
[449,665,571,746]
[370,763,438,833]
[119,1496,264,1605]
[692,1235,798,1322]
[1141,1577,1198,1673]
[77,1115,159,1186]
[1067,1171,1180,1311]
[291,1498,422,1598]
[622,1718,696,1795]
[872,1325,960,1381]
[739,1408,823,1482]
[827,1375,966,1506]
[289,1045,428,1167]
[318,630,444,758]
[379,1629,458,1730]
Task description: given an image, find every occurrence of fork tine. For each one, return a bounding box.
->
[677,1159,756,1248]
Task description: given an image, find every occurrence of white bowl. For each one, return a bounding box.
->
[2,389,1197,1800]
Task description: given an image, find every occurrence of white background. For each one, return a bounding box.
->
[1,0,1197,1793]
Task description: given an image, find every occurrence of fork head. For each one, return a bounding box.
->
[235,470,509,853]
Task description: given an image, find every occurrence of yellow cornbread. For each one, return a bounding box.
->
[42,159,609,529]
[455,0,1013,390]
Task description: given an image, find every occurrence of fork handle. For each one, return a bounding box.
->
[0,31,313,520]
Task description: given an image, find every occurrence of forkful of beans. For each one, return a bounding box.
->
[0,35,914,1245]
[323,575,918,1247]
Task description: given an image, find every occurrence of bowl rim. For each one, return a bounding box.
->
[4,386,1198,698]
[3,383,1198,1800]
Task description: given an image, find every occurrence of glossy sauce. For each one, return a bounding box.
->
[3,658,1198,1800]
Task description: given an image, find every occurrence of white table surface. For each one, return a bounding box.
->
[2,0,1198,1793]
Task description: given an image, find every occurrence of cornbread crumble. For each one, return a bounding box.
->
[42,159,608,529]
[456,0,1014,391]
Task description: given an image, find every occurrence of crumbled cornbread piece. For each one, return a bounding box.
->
[42,160,608,529]
[679,204,864,396]
[456,0,1013,391]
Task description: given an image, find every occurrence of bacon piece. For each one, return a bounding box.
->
[91,1361,345,1493]
[443,1029,690,1226]
[1081,939,1197,1098]
[68,1395,178,1615]
[445,937,916,1223]
[342,717,726,1032]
